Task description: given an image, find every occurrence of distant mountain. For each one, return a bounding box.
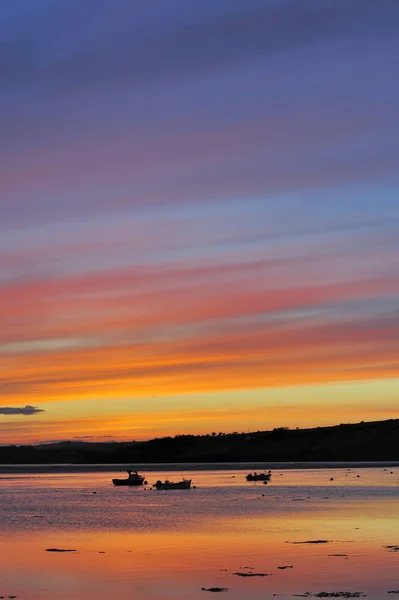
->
[1,419,399,464]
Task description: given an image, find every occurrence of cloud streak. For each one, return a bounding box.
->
[0,0,398,442]
[2,0,397,88]
[0,405,44,416]
[1,1,399,229]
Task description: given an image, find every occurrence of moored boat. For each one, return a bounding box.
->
[112,470,146,486]
[154,478,192,490]
[246,470,271,482]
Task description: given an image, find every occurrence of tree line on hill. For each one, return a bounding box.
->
[0,419,398,464]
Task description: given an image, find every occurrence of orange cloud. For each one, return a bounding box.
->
[2,248,398,444]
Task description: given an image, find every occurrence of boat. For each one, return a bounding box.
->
[112,470,146,486]
[246,470,271,482]
[154,478,192,490]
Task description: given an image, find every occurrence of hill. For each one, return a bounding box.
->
[1,419,399,464]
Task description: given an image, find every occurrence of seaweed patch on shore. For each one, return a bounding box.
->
[288,540,330,544]
[311,594,366,598]
[291,593,366,598]
[45,548,76,552]
[234,572,271,577]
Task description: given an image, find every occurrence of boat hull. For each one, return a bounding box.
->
[246,473,271,482]
[154,479,191,490]
[112,478,145,486]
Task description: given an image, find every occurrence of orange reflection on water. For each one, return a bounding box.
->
[1,509,399,600]
[1,468,399,599]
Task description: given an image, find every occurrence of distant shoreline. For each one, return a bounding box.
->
[1,461,399,474]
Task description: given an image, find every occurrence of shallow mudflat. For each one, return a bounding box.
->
[0,466,398,599]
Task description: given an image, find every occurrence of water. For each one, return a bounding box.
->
[1,465,398,599]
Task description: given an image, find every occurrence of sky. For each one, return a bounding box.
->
[1,0,399,445]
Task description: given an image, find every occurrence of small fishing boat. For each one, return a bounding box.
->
[246,470,271,482]
[112,470,146,486]
[154,478,192,490]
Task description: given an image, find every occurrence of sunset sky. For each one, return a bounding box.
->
[1,0,399,444]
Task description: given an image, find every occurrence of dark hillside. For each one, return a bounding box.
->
[1,419,398,464]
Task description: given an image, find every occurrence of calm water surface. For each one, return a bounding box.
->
[1,465,398,599]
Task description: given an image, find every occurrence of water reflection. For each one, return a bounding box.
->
[0,467,398,599]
